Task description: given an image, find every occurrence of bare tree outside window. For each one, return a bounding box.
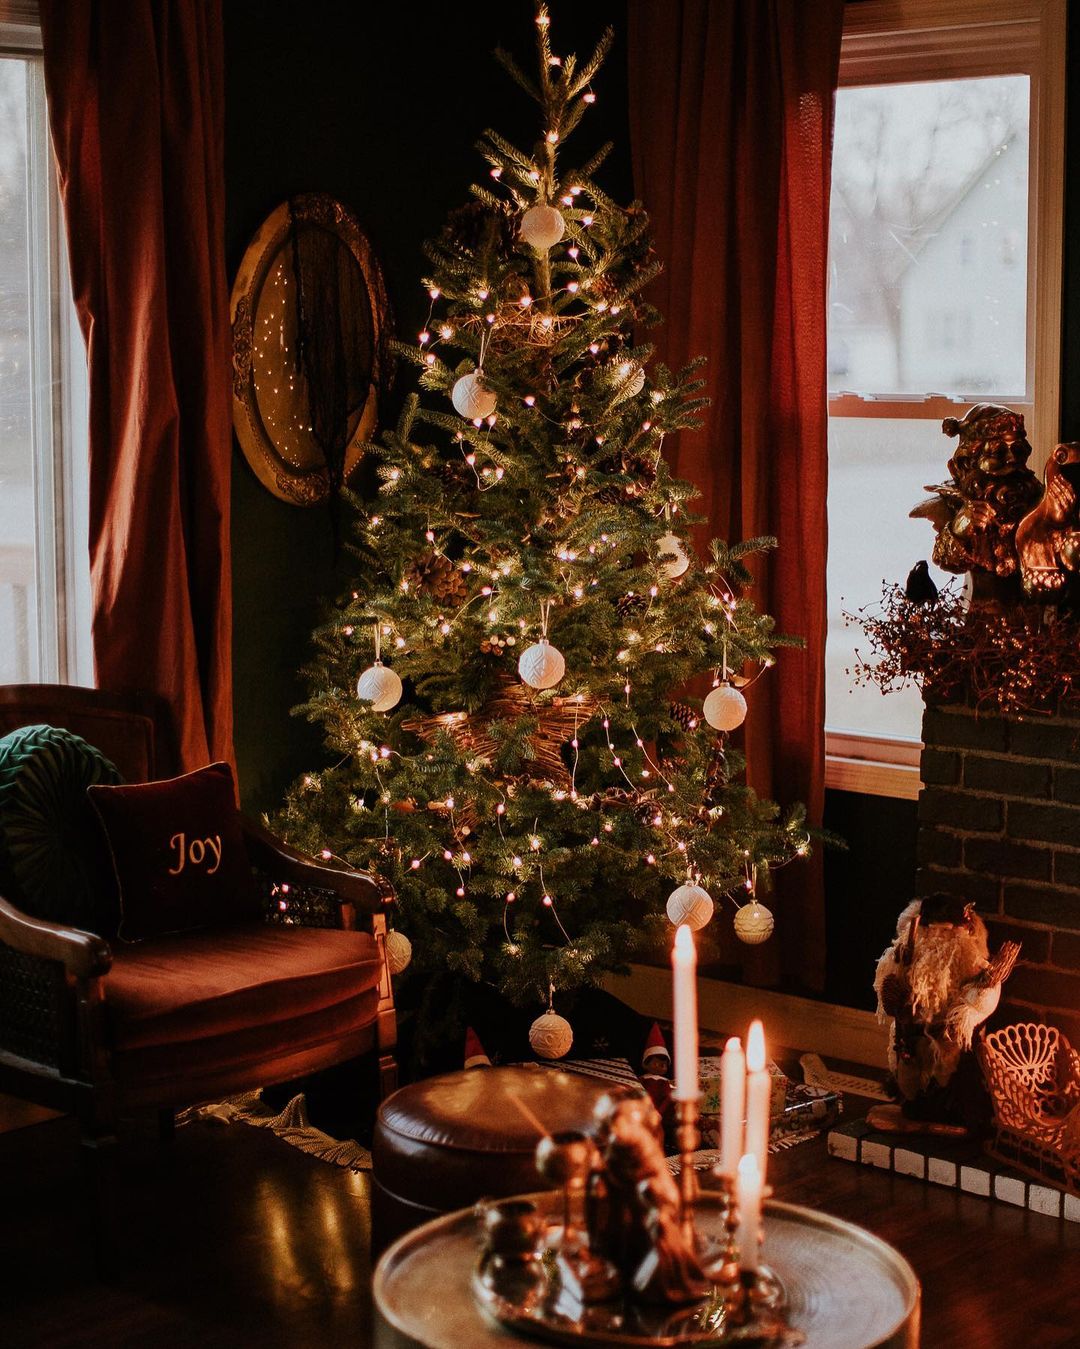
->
[826,77,1031,745]
[829,77,1028,397]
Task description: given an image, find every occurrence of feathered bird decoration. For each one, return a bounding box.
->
[946,939,1021,1048]
[904,560,939,605]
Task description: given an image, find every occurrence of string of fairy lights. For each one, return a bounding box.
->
[342,566,809,953]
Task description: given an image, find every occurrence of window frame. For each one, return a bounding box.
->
[0,13,92,686]
[824,0,1066,801]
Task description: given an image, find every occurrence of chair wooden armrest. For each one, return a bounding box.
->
[0,894,112,980]
[239,815,391,914]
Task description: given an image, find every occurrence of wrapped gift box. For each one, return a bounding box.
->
[773,1079,843,1141]
[699,1056,787,1117]
[698,1059,839,1149]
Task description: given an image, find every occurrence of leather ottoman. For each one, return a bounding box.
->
[372,1064,620,1248]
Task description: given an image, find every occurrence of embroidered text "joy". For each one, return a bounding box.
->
[169,833,223,876]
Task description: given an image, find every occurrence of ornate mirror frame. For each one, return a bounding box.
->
[231,194,391,506]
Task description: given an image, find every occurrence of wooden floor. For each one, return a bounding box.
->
[2,1096,1080,1348]
[0,1112,377,1348]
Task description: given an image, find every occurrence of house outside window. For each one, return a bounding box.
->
[825,0,1065,799]
[0,7,91,686]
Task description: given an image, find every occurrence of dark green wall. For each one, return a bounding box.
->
[225,0,630,814]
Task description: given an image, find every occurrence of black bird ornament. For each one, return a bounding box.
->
[905,560,939,604]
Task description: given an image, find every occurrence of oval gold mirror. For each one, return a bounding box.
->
[231,194,391,506]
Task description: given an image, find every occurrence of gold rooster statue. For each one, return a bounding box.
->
[1015,441,1080,597]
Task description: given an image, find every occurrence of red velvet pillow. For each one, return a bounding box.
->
[88,763,260,942]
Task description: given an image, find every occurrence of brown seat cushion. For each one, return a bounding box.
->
[373,1065,620,1236]
[105,924,382,1085]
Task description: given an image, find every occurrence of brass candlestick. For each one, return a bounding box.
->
[535,1129,594,1246]
[674,1095,700,1244]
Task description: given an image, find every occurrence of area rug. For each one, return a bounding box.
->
[177,1054,840,1178]
[176,1090,373,1171]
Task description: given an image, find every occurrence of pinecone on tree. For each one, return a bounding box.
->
[597,448,657,502]
[404,552,467,604]
[585,272,620,305]
[625,448,659,488]
[669,701,699,731]
[617,590,647,617]
[432,458,471,494]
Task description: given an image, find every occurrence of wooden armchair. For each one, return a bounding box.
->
[0,685,397,1210]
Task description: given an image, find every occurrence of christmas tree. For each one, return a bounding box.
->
[278,9,810,1048]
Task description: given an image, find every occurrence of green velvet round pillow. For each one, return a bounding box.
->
[0,724,123,935]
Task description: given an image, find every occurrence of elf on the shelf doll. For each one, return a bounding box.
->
[464,1026,492,1070]
[640,1023,674,1133]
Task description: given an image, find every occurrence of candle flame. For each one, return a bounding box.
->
[674,924,695,961]
[746,1019,766,1072]
[725,1035,742,1052]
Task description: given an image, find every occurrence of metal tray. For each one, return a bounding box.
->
[374,1195,920,1349]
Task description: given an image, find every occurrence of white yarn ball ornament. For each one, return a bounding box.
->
[520,204,566,251]
[356,661,403,713]
[657,531,690,580]
[451,371,497,421]
[517,637,566,690]
[703,683,747,732]
[385,929,413,976]
[529,1010,573,1060]
[665,883,714,931]
[734,901,775,945]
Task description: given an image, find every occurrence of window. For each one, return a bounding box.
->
[0,10,90,686]
[825,0,1065,799]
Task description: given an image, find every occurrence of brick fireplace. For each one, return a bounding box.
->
[917,699,1080,1041]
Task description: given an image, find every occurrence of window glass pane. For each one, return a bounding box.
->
[829,76,1030,399]
[0,57,35,681]
[826,417,951,741]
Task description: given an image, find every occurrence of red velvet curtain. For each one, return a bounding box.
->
[40,0,234,774]
[628,0,843,990]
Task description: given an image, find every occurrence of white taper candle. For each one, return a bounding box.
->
[745,1019,770,1185]
[720,1035,746,1176]
[735,1152,763,1272]
[672,925,699,1101]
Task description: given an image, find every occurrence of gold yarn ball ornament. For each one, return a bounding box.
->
[733,901,775,945]
[665,883,714,931]
[529,1010,574,1060]
[385,929,413,976]
[356,661,403,713]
